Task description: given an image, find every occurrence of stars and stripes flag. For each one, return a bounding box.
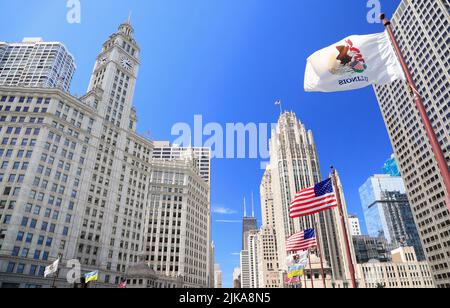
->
[286,229,318,252]
[290,178,337,219]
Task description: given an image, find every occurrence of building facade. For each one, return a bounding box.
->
[360,174,425,261]
[374,0,450,287]
[348,215,362,236]
[0,21,212,288]
[265,112,360,287]
[0,38,75,92]
[256,226,283,288]
[143,158,211,288]
[247,230,260,288]
[242,216,258,252]
[214,264,222,289]
[359,247,435,289]
[239,250,250,288]
[352,235,396,264]
[233,267,241,288]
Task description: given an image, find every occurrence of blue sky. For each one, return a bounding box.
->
[0,0,401,287]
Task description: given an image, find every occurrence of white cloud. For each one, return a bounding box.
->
[215,220,241,224]
[212,206,237,215]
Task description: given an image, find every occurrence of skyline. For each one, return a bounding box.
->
[1,0,403,287]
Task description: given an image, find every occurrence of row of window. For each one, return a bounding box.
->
[5,262,46,277]
[0,105,47,113]
[0,96,50,104]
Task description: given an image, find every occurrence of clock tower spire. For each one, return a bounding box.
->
[87,18,140,129]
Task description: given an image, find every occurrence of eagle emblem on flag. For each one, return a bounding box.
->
[328,39,368,75]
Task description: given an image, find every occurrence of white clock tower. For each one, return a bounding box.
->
[87,18,140,130]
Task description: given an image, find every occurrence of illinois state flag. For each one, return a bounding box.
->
[304,32,405,92]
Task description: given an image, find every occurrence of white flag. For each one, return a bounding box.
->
[44,257,60,278]
[287,251,309,268]
[304,32,405,92]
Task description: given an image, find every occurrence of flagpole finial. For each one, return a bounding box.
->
[380,13,391,27]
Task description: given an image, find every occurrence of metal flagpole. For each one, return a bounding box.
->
[381,13,450,212]
[331,168,357,288]
[314,220,327,288]
[275,99,283,115]
[308,251,314,289]
[303,268,307,289]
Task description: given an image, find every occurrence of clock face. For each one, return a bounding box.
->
[120,57,133,71]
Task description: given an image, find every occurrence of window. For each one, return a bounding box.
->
[42,251,49,261]
[3,215,11,224]
[6,262,16,273]
[29,265,37,276]
[38,266,45,277]
[17,264,25,274]
[26,233,33,243]
[46,237,53,247]
[21,248,29,258]
[21,217,29,227]
[11,247,20,256]
[16,232,24,242]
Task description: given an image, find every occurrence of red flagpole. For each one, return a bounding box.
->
[331,168,357,288]
[381,13,450,212]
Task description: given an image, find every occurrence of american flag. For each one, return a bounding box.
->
[286,229,318,252]
[290,178,337,218]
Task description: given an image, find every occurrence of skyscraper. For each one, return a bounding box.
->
[214,264,222,289]
[241,196,257,251]
[348,215,362,236]
[352,235,394,264]
[258,169,284,288]
[0,20,212,288]
[359,175,425,261]
[152,141,211,185]
[374,0,450,287]
[143,157,211,288]
[233,267,241,288]
[247,230,260,288]
[0,38,75,92]
[383,154,401,177]
[256,226,283,288]
[265,112,359,287]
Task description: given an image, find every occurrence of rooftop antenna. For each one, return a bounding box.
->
[243,197,247,218]
[127,11,132,24]
[251,192,255,218]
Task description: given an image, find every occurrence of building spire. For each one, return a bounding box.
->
[243,197,247,218]
[251,192,255,218]
[127,11,133,25]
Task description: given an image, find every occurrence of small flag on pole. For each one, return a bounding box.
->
[44,257,60,278]
[304,32,405,92]
[290,178,337,218]
[286,229,318,252]
[85,271,99,284]
[286,251,309,278]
